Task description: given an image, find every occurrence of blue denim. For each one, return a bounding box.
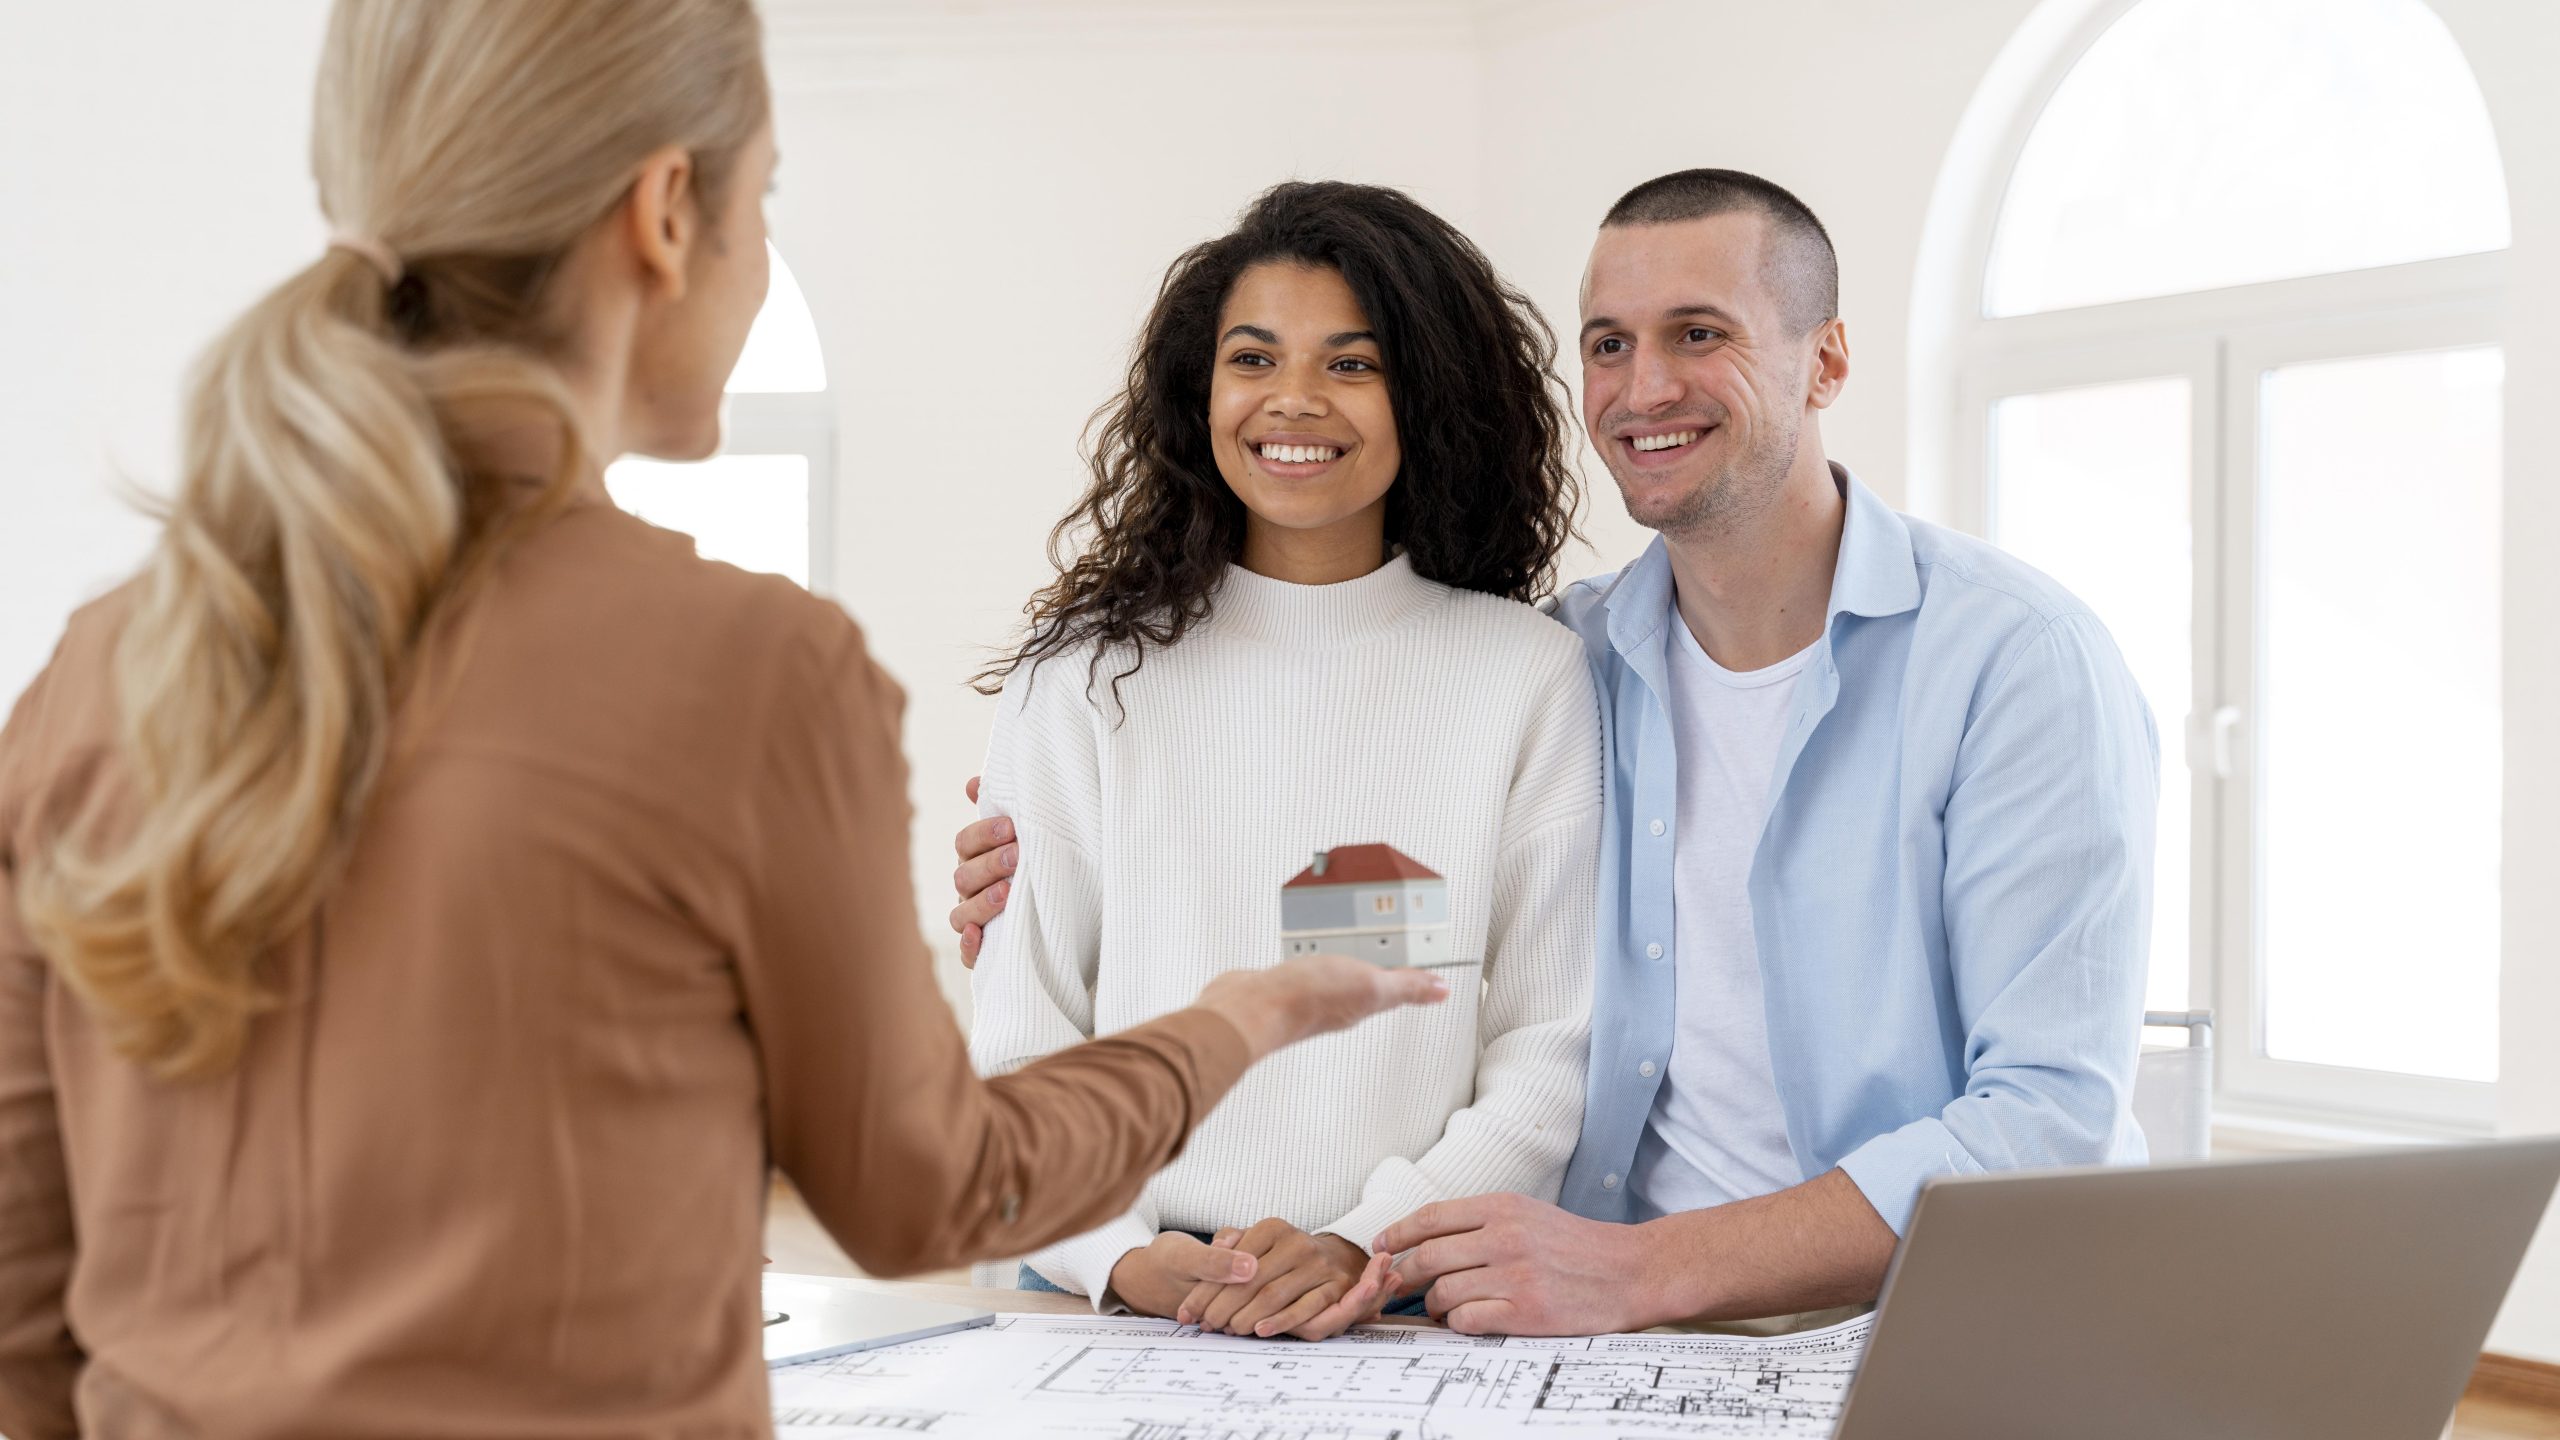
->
[1017,1231,1428,1316]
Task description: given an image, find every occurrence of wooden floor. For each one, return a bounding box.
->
[2461,1395,2560,1439]
[768,1182,2558,1437]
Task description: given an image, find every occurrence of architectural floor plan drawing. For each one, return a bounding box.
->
[770,1310,1873,1439]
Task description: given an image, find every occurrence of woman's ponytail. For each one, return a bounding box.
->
[16,0,767,1078]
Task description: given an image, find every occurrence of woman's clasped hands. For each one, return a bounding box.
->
[1109,1220,1394,1341]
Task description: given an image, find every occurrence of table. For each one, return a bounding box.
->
[807,1275,1445,1327]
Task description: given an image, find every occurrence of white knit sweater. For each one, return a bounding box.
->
[967,554,1601,1307]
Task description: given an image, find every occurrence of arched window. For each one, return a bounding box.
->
[1942,0,2507,1132]
[607,243,837,590]
[1986,0,2507,316]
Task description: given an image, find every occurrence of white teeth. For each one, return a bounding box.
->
[1630,430,1703,452]
[1258,443,1341,464]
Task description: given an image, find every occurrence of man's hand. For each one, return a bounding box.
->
[1372,1192,1661,1337]
[1178,1220,1391,1339]
[1374,1172,1896,1336]
[1105,1232,1261,1320]
[948,776,1015,968]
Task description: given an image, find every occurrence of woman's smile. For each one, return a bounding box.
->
[1248,431,1355,478]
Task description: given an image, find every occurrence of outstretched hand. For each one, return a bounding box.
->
[1195,956,1449,1063]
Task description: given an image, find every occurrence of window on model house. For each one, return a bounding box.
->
[1373,895,1397,915]
[1952,0,2507,1134]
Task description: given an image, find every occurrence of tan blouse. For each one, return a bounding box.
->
[0,487,1249,1438]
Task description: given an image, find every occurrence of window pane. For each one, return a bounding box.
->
[2260,347,2502,1081]
[1990,378,2193,1012]
[606,453,811,587]
[726,243,828,393]
[1987,0,2508,317]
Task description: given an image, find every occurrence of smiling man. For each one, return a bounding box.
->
[951,169,2158,1337]
[1363,169,2158,1335]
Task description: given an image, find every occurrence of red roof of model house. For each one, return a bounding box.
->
[1283,844,1442,888]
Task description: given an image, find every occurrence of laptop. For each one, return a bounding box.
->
[763,1273,993,1367]
[1834,1136,2560,1439]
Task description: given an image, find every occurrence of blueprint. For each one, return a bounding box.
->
[771,1310,1873,1439]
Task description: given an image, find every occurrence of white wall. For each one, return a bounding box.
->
[2434,0,2560,1368]
[1474,0,2045,525]
[0,0,334,700]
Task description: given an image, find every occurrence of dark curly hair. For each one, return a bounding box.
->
[975,179,1580,700]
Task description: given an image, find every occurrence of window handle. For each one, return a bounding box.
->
[2183,705,2244,779]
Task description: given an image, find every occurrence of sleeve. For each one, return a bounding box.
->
[1321,644,1601,1250]
[735,611,1249,1278]
[1837,611,2158,1234]
[0,652,83,1440]
[964,661,1157,1308]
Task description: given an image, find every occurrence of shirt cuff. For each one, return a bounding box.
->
[1835,1116,1988,1236]
[1321,1164,1448,1256]
[1025,1214,1158,1314]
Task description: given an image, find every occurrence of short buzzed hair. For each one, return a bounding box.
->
[1602,169,1839,335]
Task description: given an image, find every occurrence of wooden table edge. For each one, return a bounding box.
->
[797,1275,1448,1328]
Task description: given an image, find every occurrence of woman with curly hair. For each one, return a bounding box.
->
[964,180,1602,1342]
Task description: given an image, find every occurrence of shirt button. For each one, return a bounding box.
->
[1646,942,1664,959]
[1639,1060,1658,1078]
[1649,818,1666,836]
[1602,1173,1621,1191]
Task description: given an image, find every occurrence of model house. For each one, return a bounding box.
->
[1280,843,1454,969]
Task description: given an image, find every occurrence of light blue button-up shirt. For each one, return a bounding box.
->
[1553,466,2157,1234]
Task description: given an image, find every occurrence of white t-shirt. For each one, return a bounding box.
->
[1629,618,1812,1218]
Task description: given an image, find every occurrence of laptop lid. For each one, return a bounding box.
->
[763,1274,994,1368]
[1834,1137,2560,1440]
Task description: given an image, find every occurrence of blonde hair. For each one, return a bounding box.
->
[18,0,769,1079]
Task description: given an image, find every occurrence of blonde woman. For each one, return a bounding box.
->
[0,2,1441,1435]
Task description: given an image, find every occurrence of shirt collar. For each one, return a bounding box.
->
[1603,461,1920,659]
[1828,463,1922,622]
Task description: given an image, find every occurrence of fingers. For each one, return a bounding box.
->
[964,775,980,806]
[1385,1231,1491,1298]
[948,889,1001,968]
[1372,1195,1491,1258]
[947,881,1006,932]
[1262,1278,1353,1339]
[1443,1297,1523,1337]
[1198,1221,1295,1332]
[1175,1280,1219,1327]
[1286,1253,1392,1340]
[1374,966,1454,1013]
[1226,1265,1335,1337]
[946,821,1017,968]
[1253,955,1450,1050]
[1197,1268,1269,1334]
[951,843,1016,907]
[1424,1264,1499,1324]
[1175,1232,1245,1326]
[1161,1235,1258,1285]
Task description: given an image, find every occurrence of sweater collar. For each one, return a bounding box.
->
[1209,552,1446,649]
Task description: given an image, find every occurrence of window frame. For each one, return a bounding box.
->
[718,389,838,596]
[1945,0,2508,1137]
